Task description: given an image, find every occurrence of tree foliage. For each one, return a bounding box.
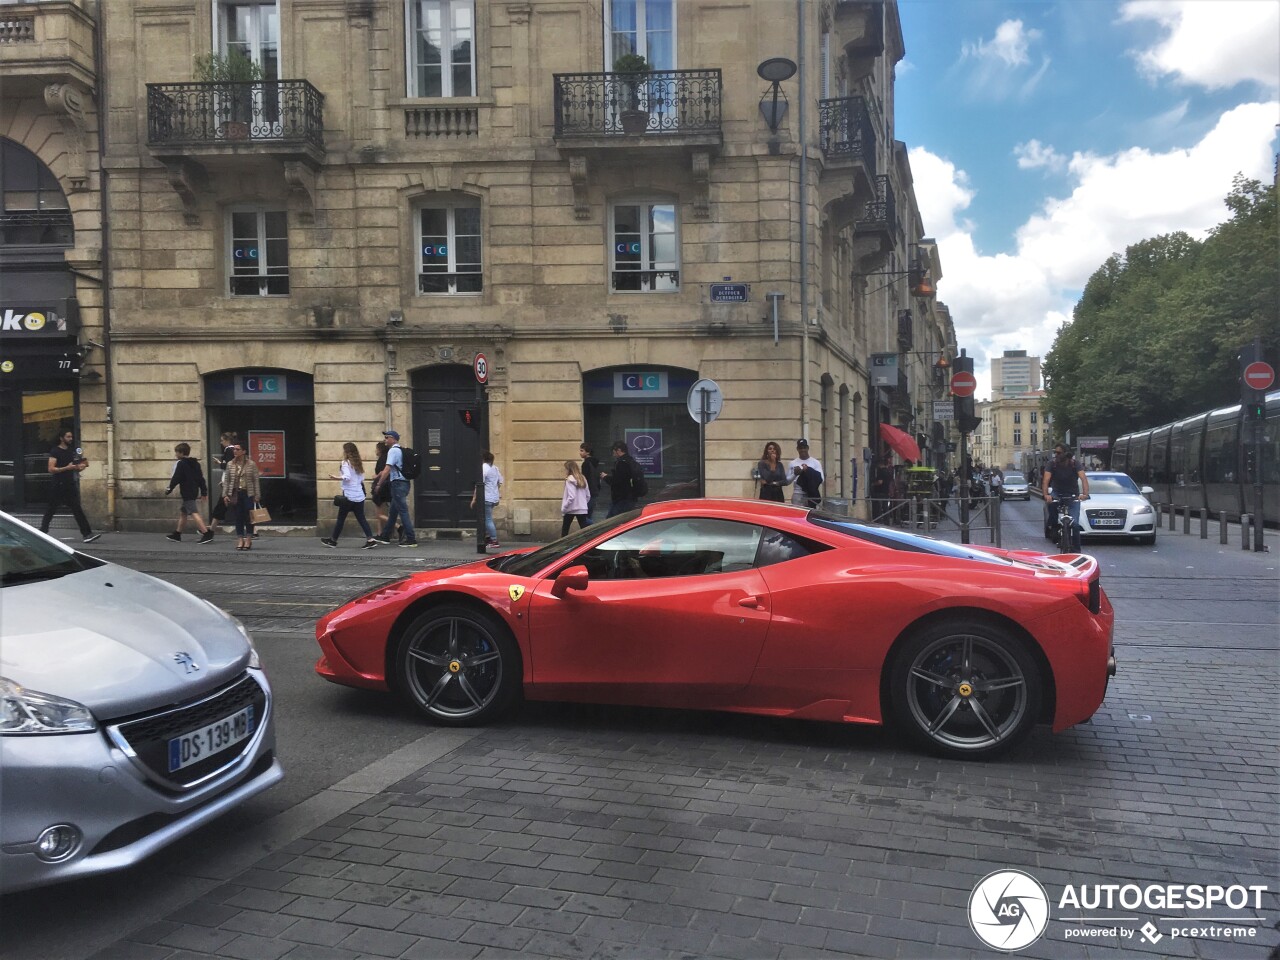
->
[1043,177,1278,443]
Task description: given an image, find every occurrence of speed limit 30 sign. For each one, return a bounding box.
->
[474,353,488,384]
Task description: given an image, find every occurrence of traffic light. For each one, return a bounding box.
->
[1247,399,1266,421]
[458,408,478,429]
[952,352,979,433]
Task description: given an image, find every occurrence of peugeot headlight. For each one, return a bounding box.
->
[228,614,263,670]
[0,678,97,734]
[1132,504,1153,515]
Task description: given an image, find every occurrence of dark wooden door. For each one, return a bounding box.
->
[412,366,483,527]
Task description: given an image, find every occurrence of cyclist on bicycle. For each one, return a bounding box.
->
[1041,444,1090,551]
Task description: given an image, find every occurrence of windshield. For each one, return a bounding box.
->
[1088,474,1141,495]
[1004,472,1025,483]
[0,513,98,586]
[499,509,643,578]
[807,513,1011,565]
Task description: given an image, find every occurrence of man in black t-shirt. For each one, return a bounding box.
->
[1041,444,1089,551]
[41,429,99,543]
[601,441,642,517]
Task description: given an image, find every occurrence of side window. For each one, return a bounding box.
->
[611,201,679,292]
[228,209,289,296]
[418,203,482,294]
[579,518,762,580]
[754,528,818,568]
[407,0,476,98]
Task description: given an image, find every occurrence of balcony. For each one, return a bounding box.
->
[554,70,722,147]
[0,1,96,95]
[147,80,325,165]
[852,174,896,267]
[819,96,880,185]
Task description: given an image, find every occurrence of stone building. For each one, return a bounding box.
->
[975,390,1048,473]
[0,0,108,522]
[80,0,950,537]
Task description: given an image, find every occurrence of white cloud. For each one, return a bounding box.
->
[1121,0,1280,91]
[957,19,1051,101]
[1014,139,1068,173]
[911,101,1279,400]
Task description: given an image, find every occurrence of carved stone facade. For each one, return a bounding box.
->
[96,0,952,536]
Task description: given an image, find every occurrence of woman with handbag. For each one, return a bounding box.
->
[221,443,261,551]
[322,442,377,549]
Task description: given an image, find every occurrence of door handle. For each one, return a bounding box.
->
[737,595,764,609]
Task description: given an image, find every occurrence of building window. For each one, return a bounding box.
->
[229,209,289,296]
[611,202,679,292]
[418,203,482,294]
[1031,430,1038,446]
[1013,411,1021,424]
[607,0,674,70]
[1013,429,1022,446]
[408,0,475,97]
[1030,411,1038,424]
[0,139,72,246]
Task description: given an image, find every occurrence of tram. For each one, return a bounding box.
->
[1111,390,1279,524]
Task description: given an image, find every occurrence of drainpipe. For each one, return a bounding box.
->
[93,3,116,526]
[797,0,809,442]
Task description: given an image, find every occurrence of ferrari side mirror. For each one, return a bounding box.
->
[551,565,590,598]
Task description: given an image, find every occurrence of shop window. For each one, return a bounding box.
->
[418,203,482,294]
[407,0,475,97]
[0,139,72,246]
[611,202,679,292]
[228,209,289,296]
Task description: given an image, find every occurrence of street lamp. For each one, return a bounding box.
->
[757,57,796,135]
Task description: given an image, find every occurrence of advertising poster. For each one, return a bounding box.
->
[625,428,663,478]
[248,430,286,478]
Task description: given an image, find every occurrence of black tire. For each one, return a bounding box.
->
[1138,533,1156,546]
[392,604,520,726]
[888,619,1042,759]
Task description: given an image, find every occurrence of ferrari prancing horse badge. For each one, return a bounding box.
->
[508,585,525,602]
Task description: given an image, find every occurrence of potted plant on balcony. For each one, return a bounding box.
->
[194,49,262,140]
[613,52,652,134]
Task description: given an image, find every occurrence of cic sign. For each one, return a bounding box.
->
[234,374,289,401]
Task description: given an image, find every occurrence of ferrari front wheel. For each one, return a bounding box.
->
[889,620,1041,759]
[393,605,520,726]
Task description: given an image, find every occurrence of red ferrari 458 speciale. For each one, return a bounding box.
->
[315,499,1115,758]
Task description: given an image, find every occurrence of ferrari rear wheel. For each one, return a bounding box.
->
[393,605,519,726]
[890,620,1041,759]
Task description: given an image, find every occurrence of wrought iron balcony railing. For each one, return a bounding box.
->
[554,70,722,138]
[147,80,324,150]
[856,174,896,232]
[818,96,877,177]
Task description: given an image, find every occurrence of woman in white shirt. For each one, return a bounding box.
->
[560,459,591,537]
[321,442,377,548]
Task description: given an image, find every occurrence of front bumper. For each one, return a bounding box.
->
[0,669,281,893]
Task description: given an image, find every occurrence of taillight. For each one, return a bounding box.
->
[1077,578,1101,614]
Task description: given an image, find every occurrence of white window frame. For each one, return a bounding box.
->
[609,200,680,294]
[1013,429,1022,446]
[605,0,677,71]
[405,0,477,98]
[416,201,483,295]
[227,207,289,297]
[215,1,279,77]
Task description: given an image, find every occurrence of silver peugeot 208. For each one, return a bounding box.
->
[0,511,282,892]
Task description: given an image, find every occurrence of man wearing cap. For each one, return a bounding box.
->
[372,429,417,547]
[788,439,824,509]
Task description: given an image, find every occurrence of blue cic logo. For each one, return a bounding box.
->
[621,373,661,392]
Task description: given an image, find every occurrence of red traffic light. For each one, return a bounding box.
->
[458,408,478,429]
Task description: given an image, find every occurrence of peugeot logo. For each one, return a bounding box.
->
[173,652,200,674]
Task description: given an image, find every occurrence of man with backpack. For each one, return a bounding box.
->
[601,440,647,517]
[372,429,418,547]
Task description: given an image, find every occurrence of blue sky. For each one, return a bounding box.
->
[892,0,1280,399]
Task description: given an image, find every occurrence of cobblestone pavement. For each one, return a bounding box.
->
[20,525,1280,959]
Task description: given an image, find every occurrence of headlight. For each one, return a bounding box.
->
[227,614,262,670]
[1133,504,1153,515]
[0,677,96,734]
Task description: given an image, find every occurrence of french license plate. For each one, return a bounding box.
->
[1093,518,1124,527]
[168,705,255,772]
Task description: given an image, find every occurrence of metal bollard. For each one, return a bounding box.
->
[1182,505,1191,535]
[1220,512,1229,544]
[1199,508,1208,539]
[1168,504,1177,531]
[1241,515,1252,550]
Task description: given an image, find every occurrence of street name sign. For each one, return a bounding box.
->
[709,284,750,303]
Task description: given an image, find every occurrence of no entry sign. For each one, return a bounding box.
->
[950,371,977,397]
[1243,361,1275,392]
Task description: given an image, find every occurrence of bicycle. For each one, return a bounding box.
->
[1045,493,1088,554]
